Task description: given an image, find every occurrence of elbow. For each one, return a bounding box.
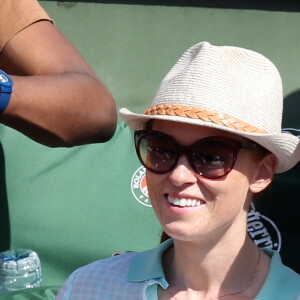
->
[57,108,118,147]
[92,113,117,144]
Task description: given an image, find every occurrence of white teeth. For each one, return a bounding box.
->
[168,196,204,207]
[179,199,186,206]
[174,198,180,206]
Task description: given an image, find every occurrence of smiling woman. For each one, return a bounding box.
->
[145,120,271,244]
[56,41,300,299]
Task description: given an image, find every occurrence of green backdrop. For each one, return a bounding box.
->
[0,1,299,297]
[40,1,300,115]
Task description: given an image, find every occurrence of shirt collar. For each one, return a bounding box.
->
[127,238,173,283]
[127,242,299,299]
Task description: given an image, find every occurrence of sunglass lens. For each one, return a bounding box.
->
[190,139,236,179]
[138,133,177,173]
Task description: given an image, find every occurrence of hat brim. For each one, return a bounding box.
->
[120,108,300,173]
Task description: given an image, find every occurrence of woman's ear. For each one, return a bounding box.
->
[250,153,277,194]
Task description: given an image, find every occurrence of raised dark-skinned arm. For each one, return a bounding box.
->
[0,20,117,147]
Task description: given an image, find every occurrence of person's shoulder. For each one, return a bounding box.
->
[56,252,141,299]
[276,260,300,287]
[57,243,172,299]
[269,262,299,299]
[74,251,138,279]
[257,250,300,299]
[268,250,299,282]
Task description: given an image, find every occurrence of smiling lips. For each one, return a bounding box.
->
[167,195,205,207]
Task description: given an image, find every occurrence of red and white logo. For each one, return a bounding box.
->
[131,166,151,207]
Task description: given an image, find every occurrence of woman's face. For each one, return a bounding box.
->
[146,120,272,243]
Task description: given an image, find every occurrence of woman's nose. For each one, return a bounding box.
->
[168,155,198,187]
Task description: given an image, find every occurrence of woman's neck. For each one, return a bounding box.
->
[160,236,269,299]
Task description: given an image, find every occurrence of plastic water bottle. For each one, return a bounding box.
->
[0,249,42,293]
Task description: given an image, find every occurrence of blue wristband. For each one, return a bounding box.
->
[0,90,12,113]
[0,70,13,113]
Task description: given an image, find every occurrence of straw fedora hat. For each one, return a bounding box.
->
[120,41,300,173]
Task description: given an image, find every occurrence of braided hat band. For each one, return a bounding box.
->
[144,104,268,134]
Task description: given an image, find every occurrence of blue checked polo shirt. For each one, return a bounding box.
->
[56,239,299,300]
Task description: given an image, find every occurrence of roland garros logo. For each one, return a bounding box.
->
[131,166,151,207]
